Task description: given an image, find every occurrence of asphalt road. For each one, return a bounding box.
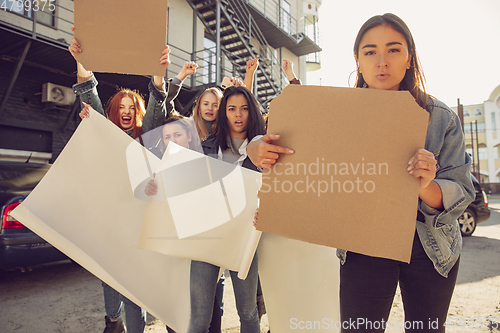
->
[1,199,499,333]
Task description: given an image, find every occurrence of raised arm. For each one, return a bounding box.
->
[283,59,301,85]
[168,61,198,115]
[142,45,172,134]
[69,26,105,116]
[143,59,199,134]
[243,58,259,91]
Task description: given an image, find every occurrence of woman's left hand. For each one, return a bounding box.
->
[246,58,259,75]
[79,102,91,119]
[153,45,171,90]
[159,45,171,66]
[145,174,158,196]
[253,208,259,228]
[407,148,437,189]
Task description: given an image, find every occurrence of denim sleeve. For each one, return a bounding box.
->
[142,78,182,134]
[72,74,105,116]
[419,104,475,228]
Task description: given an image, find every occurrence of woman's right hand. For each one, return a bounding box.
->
[247,133,294,168]
[68,26,81,60]
[69,26,92,78]
[145,174,158,196]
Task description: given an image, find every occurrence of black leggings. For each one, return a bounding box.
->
[340,232,459,333]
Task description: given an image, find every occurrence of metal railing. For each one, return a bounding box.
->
[227,0,289,95]
[2,1,238,87]
[245,0,298,36]
[303,14,320,45]
[1,0,297,100]
[306,51,320,65]
[166,44,237,90]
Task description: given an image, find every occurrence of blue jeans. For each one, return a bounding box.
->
[103,282,123,319]
[188,254,260,333]
[102,282,146,333]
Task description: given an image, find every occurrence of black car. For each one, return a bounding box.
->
[458,175,490,236]
[0,161,67,271]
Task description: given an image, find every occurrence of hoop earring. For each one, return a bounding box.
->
[348,70,357,88]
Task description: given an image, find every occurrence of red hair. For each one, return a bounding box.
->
[106,89,146,139]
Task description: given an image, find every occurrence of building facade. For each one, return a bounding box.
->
[0,0,322,162]
[452,84,500,185]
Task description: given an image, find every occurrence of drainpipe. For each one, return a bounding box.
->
[192,9,197,89]
[216,0,221,85]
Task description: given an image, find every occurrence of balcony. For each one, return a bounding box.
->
[245,0,321,56]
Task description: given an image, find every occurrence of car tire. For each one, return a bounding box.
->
[459,208,477,236]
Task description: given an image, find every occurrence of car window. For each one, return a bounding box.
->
[0,164,50,193]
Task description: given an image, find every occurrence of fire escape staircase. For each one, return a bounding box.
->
[185,0,288,109]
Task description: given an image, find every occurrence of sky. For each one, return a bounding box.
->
[306,0,500,108]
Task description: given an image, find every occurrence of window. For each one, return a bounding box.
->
[282,1,291,34]
[2,0,56,27]
[492,112,497,131]
[203,38,216,84]
[464,122,486,134]
[466,147,490,160]
[479,147,489,160]
[474,108,483,116]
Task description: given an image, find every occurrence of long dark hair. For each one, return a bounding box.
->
[353,13,429,109]
[215,86,266,151]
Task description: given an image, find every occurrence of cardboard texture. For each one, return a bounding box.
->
[73,0,167,76]
[257,85,429,263]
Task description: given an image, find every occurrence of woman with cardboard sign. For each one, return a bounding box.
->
[247,13,474,333]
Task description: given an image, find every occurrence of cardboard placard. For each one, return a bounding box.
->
[73,0,167,76]
[257,85,429,263]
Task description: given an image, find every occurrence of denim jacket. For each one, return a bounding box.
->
[337,97,474,277]
[72,74,182,137]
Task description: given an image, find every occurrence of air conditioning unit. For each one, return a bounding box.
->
[42,83,77,106]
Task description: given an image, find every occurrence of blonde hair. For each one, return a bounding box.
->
[192,87,223,140]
